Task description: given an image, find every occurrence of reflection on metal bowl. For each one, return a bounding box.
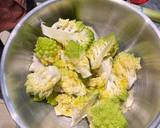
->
[1,0,160,128]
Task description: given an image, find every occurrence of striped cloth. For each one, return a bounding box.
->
[144,0,160,10]
[144,0,160,29]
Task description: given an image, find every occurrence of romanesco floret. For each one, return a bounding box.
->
[87,33,119,69]
[113,52,141,76]
[106,73,129,101]
[106,52,141,102]
[59,69,87,96]
[64,40,85,59]
[54,94,75,117]
[68,54,92,78]
[41,18,95,49]
[53,50,76,71]
[34,37,61,65]
[51,19,85,32]
[74,55,92,78]
[113,52,141,89]
[88,73,107,88]
[73,96,90,112]
[25,66,61,100]
[46,92,58,106]
[98,57,113,80]
[88,99,128,128]
[71,91,99,127]
[72,90,99,111]
[54,59,75,71]
[63,40,92,78]
[24,17,142,128]
[106,76,129,103]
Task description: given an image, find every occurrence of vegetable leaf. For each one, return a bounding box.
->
[47,92,59,106]
[64,40,85,59]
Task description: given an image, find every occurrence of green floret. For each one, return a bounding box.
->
[113,52,141,89]
[25,66,61,100]
[87,33,119,69]
[72,90,99,111]
[73,55,92,78]
[117,86,129,103]
[54,94,75,117]
[64,39,92,78]
[41,18,95,49]
[76,21,85,31]
[88,99,128,128]
[111,89,129,104]
[46,92,58,106]
[113,52,141,77]
[64,40,85,59]
[105,73,129,103]
[78,26,95,49]
[34,37,61,65]
[88,73,107,88]
[54,59,75,71]
[58,68,87,96]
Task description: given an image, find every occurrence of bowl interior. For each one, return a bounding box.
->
[1,0,160,128]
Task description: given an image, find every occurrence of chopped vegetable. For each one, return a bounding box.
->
[73,55,92,78]
[25,18,142,128]
[46,92,58,106]
[41,18,95,49]
[73,96,90,110]
[72,90,99,111]
[113,52,141,89]
[72,91,99,127]
[106,74,127,97]
[87,33,118,69]
[88,73,107,88]
[54,59,75,71]
[25,66,61,100]
[59,69,86,96]
[106,52,141,102]
[34,37,61,65]
[64,40,85,59]
[55,94,75,117]
[88,99,128,128]
[98,57,113,80]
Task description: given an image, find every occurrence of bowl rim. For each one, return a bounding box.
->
[1,0,160,127]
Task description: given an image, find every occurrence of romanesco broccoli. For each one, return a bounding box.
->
[24,18,143,128]
[34,37,61,65]
[55,94,75,117]
[59,69,87,96]
[88,73,107,88]
[106,52,141,103]
[25,66,61,100]
[87,33,119,69]
[71,55,92,78]
[46,92,58,106]
[88,99,128,128]
[64,40,85,59]
[113,52,141,89]
[41,18,95,49]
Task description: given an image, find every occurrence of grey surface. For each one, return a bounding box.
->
[0,99,17,128]
[1,0,160,128]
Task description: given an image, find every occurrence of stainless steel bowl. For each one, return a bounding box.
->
[1,0,160,128]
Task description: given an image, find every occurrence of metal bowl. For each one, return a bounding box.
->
[1,0,160,128]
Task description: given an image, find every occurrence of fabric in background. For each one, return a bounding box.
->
[0,0,27,32]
